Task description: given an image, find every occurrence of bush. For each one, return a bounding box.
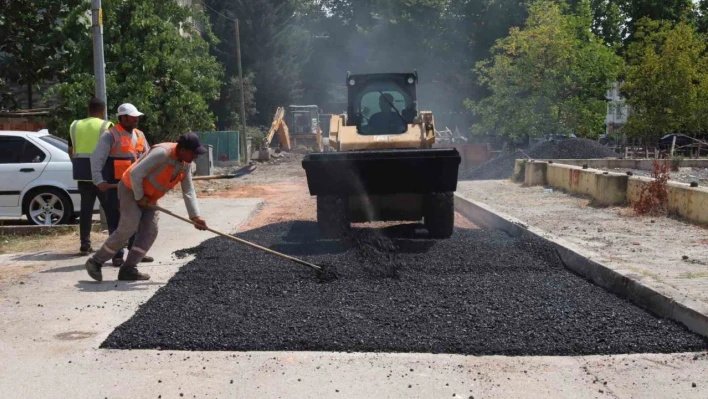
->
[670,156,683,172]
[632,160,670,216]
[246,126,268,150]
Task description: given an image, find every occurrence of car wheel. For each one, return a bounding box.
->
[24,188,73,226]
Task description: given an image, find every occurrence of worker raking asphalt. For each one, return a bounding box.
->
[102,221,708,356]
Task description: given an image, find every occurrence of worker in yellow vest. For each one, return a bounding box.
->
[68,98,114,255]
[85,133,208,282]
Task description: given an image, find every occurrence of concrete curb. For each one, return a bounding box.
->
[454,193,708,338]
[0,224,103,237]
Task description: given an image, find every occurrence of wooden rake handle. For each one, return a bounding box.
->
[147,204,323,274]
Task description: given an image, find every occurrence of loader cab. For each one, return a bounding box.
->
[286,105,320,135]
[346,72,419,135]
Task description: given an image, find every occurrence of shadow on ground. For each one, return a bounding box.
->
[269,221,438,256]
[75,281,164,292]
[14,252,82,262]
[41,264,86,274]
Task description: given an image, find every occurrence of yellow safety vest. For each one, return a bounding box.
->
[70,117,113,181]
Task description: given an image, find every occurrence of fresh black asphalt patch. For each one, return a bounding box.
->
[102,221,708,356]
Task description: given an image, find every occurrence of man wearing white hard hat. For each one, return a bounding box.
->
[90,103,151,266]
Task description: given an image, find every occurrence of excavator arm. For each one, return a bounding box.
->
[265,107,291,151]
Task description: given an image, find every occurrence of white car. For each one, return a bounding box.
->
[0,130,96,225]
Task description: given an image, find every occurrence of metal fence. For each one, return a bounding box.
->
[195,131,240,162]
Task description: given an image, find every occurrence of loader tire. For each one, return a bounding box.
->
[424,192,454,239]
[317,196,349,239]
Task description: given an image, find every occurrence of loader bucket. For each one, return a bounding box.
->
[302,148,461,196]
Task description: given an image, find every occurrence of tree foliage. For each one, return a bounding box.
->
[46,0,223,142]
[622,18,708,142]
[470,0,623,139]
[203,0,312,126]
[221,72,258,130]
[6,0,708,145]
[288,0,634,130]
[620,0,694,42]
[698,0,708,34]
[0,0,82,108]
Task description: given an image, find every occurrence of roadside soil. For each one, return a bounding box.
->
[458,179,708,304]
[0,231,109,284]
[1,153,473,283]
[192,155,475,230]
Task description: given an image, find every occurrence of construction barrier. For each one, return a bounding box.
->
[522,160,708,224]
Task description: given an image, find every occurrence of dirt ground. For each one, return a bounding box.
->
[2,155,708,399]
[187,154,315,229]
[0,231,109,284]
[0,154,472,283]
[458,179,708,304]
[194,156,475,230]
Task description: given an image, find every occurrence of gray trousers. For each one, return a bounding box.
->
[92,181,159,267]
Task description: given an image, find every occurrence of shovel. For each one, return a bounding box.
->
[148,204,323,275]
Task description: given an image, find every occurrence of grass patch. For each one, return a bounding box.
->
[678,271,708,279]
[626,265,665,283]
[1,233,57,255]
[0,230,107,255]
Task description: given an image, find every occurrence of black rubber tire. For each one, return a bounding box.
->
[424,192,454,239]
[317,195,349,239]
[23,187,73,226]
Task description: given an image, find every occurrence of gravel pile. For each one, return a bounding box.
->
[102,222,707,356]
[462,138,618,181]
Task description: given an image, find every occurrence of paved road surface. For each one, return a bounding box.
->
[0,197,707,398]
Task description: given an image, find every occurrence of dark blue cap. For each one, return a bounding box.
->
[177,132,207,155]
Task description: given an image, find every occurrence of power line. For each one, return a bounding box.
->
[201,1,237,22]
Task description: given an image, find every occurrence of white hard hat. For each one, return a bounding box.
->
[117,103,144,117]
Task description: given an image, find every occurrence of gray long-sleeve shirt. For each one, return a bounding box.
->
[91,130,150,185]
[128,146,200,219]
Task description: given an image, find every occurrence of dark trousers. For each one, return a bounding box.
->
[78,181,107,248]
[104,186,134,258]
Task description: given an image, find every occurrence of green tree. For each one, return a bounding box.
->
[470,0,623,139]
[0,0,82,108]
[698,0,708,33]
[221,72,257,130]
[204,0,312,126]
[620,0,694,42]
[0,77,18,110]
[587,0,624,46]
[47,0,223,141]
[622,18,708,142]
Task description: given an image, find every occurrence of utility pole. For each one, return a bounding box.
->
[92,0,109,230]
[91,0,108,118]
[234,18,249,163]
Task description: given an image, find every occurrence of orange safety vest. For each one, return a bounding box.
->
[122,143,189,203]
[106,124,147,181]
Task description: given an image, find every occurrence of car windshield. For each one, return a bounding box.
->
[39,135,69,153]
[357,82,412,135]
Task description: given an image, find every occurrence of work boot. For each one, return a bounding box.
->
[118,266,150,281]
[112,256,124,267]
[84,258,103,282]
[140,256,154,263]
[79,245,94,256]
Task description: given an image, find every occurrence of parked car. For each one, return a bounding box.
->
[0,130,96,225]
